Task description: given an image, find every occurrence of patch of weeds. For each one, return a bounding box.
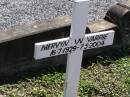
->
[0,72,64,97]
[0,49,129,97]
[79,55,130,97]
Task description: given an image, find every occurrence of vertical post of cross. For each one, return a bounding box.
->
[64,0,89,97]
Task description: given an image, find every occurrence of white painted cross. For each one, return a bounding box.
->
[34,0,115,97]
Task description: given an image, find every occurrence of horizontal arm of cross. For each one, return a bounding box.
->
[34,30,114,60]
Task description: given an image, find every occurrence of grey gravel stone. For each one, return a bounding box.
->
[0,0,128,31]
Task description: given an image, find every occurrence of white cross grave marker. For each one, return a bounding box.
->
[34,0,115,97]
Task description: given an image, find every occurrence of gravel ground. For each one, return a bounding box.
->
[0,0,128,31]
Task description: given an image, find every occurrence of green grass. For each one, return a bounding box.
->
[0,49,130,97]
